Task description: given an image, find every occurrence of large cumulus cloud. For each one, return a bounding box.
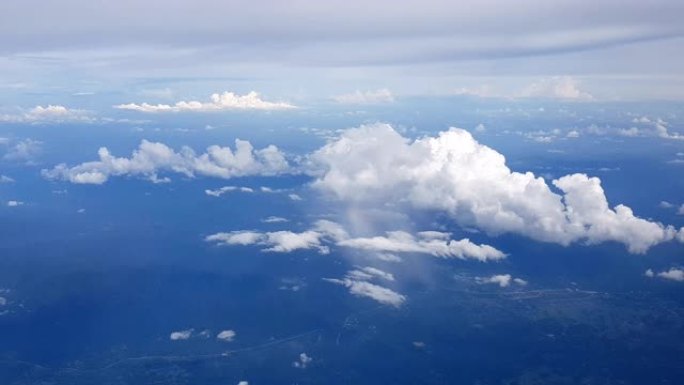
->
[310,123,677,253]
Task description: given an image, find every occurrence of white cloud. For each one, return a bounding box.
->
[654,118,684,141]
[310,123,676,253]
[169,329,193,340]
[205,220,342,254]
[42,139,289,184]
[3,139,42,162]
[659,201,675,209]
[338,231,505,262]
[645,269,655,277]
[237,382,249,385]
[288,193,303,201]
[0,175,14,183]
[115,91,296,112]
[325,277,406,307]
[205,186,255,197]
[0,105,95,124]
[657,268,684,282]
[626,117,684,141]
[347,266,395,282]
[325,266,405,306]
[261,216,289,223]
[216,329,236,342]
[332,89,394,104]
[293,353,313,369]
[206,219,503,261]
[6,200,23,207]
[476,274,527,287]
[519,76,593,100]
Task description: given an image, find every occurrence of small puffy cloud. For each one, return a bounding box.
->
[238,382,249,385]
[0,175,14,183]
[115,91,296,112]
[6,200,23,207]
[332,89,394,104]
[42,139,289,184]
[169,329,194,340]
[288,193,303,201]
[628,117,684,141]
[292,353,313,369]
[654,268,684,282]
[519,76,593,100]
[216,329,236,342]
[3,139,42,162]
[645,269,655,278]
[476,274,527,287]
[659,201,675,209]
[310,123,676,254]
[653,118,684,141]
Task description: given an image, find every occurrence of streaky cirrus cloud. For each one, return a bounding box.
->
[115,91,296,112]
[205,186,255,197]
[205,220,345,255]
[41,139,289,184]
[332,89,395,104]
[206,220,505,262]
[324,266,405,307]
[310,123,678,253]
[337,231,506,262]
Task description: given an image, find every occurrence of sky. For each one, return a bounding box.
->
[1,0,684,107]
[1,1,684,384]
